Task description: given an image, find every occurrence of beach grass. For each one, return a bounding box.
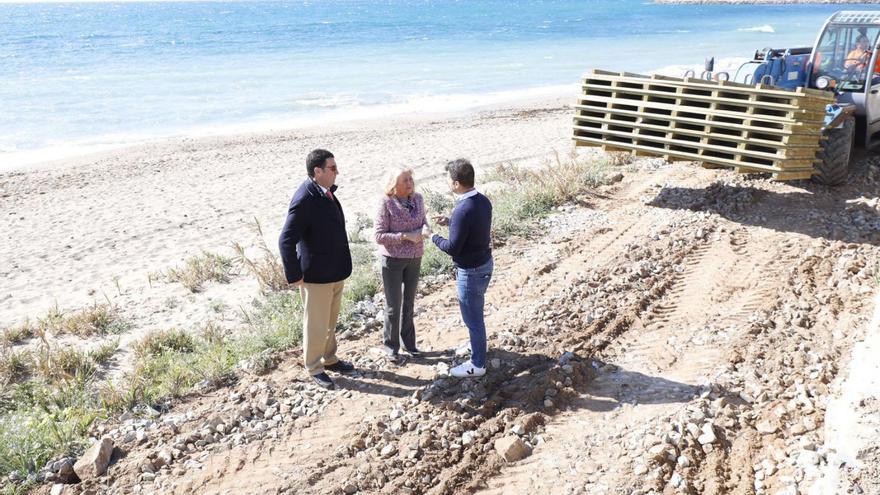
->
[35,303,129,338]
[488,151,613,241]
[166,251,236,293]
[0,348,30,385]
[232,218,288,294]
[0,322,34,347]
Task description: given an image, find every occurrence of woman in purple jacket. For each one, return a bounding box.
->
[374,167,429,364]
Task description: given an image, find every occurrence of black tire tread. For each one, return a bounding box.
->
[812,117,854,186]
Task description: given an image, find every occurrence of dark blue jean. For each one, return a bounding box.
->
[456,258,493,368]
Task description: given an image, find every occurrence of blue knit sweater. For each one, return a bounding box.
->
[432,192,492,269]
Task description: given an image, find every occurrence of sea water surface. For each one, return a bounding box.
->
[1,0,877,167]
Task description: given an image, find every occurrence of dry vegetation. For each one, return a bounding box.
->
[36,303,129,337]
[166,251,236,293]
[232,218,288,294]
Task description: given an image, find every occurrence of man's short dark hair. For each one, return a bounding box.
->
[445,158,474,188]
[306,149,334,178]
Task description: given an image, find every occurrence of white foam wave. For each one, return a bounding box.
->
[738,24,775,33]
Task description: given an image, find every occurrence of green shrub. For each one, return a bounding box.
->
[420,241,454,277]
[240,292,303,354]
[424,189,454,215]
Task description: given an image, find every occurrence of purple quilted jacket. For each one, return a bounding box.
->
[374,193,428,259]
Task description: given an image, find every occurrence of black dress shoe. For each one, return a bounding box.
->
[312,372,335,389]
[325,360,355,373]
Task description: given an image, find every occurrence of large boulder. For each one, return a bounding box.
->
[73,437,114,480]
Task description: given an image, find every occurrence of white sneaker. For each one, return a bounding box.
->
[450,360,486,378]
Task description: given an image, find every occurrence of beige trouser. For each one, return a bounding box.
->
[300,280,345,375]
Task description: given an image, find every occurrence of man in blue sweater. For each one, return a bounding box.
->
[279,149,355,390]
[431,159,493,378]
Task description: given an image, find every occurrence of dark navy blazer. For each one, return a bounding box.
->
[279,179,352,284]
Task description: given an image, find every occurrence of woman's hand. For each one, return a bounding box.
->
[401,231,422,243]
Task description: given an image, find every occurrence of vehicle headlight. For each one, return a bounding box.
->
[816,76,832,90]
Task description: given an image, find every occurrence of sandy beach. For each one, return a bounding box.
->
[0,93,579,352]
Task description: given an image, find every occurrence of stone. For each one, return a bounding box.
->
[156,450,173,467]
[380,444,397,458]
[494,436,532,462]
[53,458,76,483]
[461,431,476,446]
[510,424,525,436]
[50,485,66,495]
[343,483,358,494]
[698,425,717,445]
[756,420,778,434]
[73,437,114,480]
[802,416,817,432]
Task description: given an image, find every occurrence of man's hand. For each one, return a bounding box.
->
[432,215,449,227]
[289,279,304,288]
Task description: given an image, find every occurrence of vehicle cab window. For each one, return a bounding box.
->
[813,26,880,92]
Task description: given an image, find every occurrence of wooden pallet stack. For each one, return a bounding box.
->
[572,69,835,180]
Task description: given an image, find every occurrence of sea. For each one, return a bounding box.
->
[1,0,877,168]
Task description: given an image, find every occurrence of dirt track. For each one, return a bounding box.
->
[57,153,880,495]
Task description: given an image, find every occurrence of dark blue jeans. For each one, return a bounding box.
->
[456,258,493,368]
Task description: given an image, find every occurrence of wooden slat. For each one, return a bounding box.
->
[572,135,816,173]
[571,105,820,140]
[580,82,825,114]
[576,95,826,126]
[586,69,833,101]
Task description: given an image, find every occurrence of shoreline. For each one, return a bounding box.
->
[0,85,578,175]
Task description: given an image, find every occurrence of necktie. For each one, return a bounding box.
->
[326,190,334,200]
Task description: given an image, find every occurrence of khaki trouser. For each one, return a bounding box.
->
[300,280,345,375]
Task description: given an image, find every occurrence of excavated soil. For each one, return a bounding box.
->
[37,154,880,495]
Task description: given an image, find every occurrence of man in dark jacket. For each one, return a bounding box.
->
[279,149,355,389]
[430,159,493,378]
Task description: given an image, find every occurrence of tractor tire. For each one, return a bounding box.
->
[812,116,855,186]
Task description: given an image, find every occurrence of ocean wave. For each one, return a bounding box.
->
[738,25,775,34]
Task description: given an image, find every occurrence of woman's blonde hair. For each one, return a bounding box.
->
[383,166,415,196]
